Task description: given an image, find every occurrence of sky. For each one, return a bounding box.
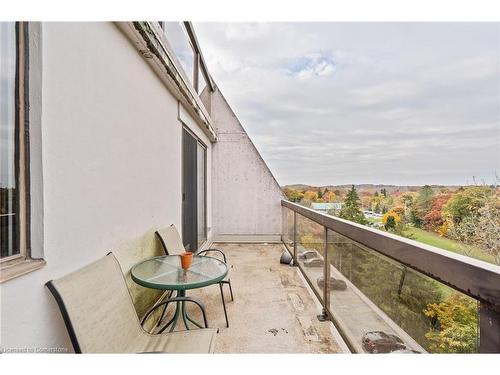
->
[195,23,500,187]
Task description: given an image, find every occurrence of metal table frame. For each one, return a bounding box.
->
[131,255,228,332]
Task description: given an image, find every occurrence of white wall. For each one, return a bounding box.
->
[203,88,284,241]
[0,22,211,351]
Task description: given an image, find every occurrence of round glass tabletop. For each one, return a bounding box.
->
[131,255,228,291]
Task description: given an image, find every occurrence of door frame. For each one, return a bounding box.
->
[181,125,208,251]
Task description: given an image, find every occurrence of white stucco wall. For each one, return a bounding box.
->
[0,22,212,351]
[203,88,284,241]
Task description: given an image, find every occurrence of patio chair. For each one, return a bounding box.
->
[155,225,234,328]
[46,253,217,353]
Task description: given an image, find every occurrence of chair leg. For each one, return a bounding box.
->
[221,280,234,302]
[228,279,234,301]
[219,282,229,328]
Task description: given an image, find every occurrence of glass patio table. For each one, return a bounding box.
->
[131,255,228,332]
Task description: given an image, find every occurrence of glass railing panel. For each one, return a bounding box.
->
[296,213,325,302]
[281,206,294,253]
[326,228,479,353]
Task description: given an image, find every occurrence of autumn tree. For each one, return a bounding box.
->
[383,211,401,231]
[443,186,492,224]
[283,188,304,203]
[339,185,367,224]
[424,293,479,353]
[423,193,452,232]
[301,190,319,206]
[392,206,405,217]
[400,192,416,221]
[411,185,434,227]
[370,193,383,213]
[448,191,500,264]
[322,190,336,203]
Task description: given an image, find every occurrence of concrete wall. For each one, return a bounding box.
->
[0,22,212,351]
[202,88,284,242]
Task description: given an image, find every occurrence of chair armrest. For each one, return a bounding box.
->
[197,248,227,263]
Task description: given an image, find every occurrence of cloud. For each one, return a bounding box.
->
[287,52,336,80]
[194,22,500,186]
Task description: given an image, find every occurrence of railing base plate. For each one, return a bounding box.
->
[317,310,329,322]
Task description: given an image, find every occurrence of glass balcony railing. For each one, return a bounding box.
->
[282,200,500,353]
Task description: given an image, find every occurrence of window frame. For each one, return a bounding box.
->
[196,140,207,247]
[158,21,214,96]
[181,125,208,250]
[0,22,44,282]
[1,22,26,266]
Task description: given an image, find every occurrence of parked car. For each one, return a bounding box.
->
[316,276,347,291]
[298,249,319,260]
[362,331,406,353]
[303,257,324,267]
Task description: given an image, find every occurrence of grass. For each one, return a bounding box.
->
[402,226,496,265]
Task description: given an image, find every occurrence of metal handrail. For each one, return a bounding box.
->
[282,199,500,306]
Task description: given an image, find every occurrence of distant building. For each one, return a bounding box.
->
[363,210,383,218]
[311,202,343,213]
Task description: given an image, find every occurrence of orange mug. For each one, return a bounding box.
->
[180,252,193,270]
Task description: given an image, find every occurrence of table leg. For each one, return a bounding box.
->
[181,299,190,330]
[168,299,181,333]
[179,289,205,330]
[158,289,206,332]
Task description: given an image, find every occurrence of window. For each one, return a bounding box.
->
[158,22,212,96]
[163,22,195,86]
[0,22,43,282]
[1,22,22,262]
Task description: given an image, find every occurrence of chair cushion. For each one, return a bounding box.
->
[155,225,185,255]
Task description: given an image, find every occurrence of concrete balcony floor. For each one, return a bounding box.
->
[156,243,342,353]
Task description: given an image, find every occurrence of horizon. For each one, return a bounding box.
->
[281,181,495,188]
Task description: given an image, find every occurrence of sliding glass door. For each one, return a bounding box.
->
[182,128,207,252]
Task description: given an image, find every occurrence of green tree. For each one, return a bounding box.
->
[411,185,434,227]
[317,188,323,199]
[443,186,492,224]
[339,185,367,224]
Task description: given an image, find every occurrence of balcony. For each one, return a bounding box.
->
[138,200,500,354]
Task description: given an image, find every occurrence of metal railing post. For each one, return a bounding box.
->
[324,226,330,313]
[318,225,330,321]
[480,303,500,353]
[293,211,297,265]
